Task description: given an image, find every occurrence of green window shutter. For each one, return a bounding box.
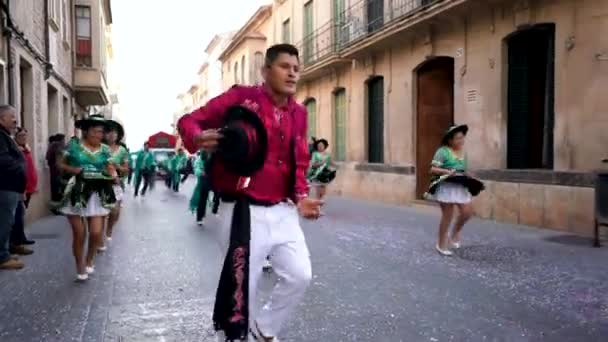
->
[368,77,384,163]
[333,0,345,49]
[305,99,317,138]
[282,19,291,43]
[334,90,346,161]
[303,1,314,64]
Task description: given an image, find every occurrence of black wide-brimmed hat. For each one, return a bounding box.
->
[314,138,329,150]
[218,106,267,175]
[105,119,125,142]
[206,106,268,196]
[75,114,108,130]
[441,124,469,145]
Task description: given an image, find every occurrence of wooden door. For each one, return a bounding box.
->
[416,57,454,199]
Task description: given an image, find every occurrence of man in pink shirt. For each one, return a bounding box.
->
[178,44,322,342]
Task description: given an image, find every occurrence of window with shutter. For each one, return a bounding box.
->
[367,0,384,33]
[333,0,345,49]
[282,19,291,44]
[368,76,384,163]
[234,62,239,84]
[303,1,314,64]
[507,24,555,169]
[305,98,317,138]
[333,89,347,161]
[75,6,92,67]
[241,56,246,84]
[253,52,264,84]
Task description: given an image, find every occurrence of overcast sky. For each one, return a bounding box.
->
[112,0,268,148]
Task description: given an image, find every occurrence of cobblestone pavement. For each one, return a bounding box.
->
[0,180,606,342]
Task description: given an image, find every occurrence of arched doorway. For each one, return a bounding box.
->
[506,23,555,169]
[415,57,454,199]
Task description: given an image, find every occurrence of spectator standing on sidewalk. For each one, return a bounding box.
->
[9,127,37,256]
[46,133,66,207]
[0,105,26,270]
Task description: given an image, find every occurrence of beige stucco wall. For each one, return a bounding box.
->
[296,0,606,235]
[221,12,272,90]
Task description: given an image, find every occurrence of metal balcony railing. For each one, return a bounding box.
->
[296,20,341,67]
[296,0,444,68]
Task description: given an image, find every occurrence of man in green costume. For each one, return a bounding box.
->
[168,148,187,192]
[133,142,156,197]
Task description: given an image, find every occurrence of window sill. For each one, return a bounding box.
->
[474,169,595,188]
[354,163,415,175]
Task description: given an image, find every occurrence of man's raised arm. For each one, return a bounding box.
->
[177,86,242,154]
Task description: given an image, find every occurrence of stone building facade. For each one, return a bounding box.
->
[272,0,606,236]
[0,0,113,221]
[219,5,272,89]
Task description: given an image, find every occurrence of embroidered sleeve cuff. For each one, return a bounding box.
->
[294,193,308,203]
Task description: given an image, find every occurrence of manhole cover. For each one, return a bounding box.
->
[105,298,218,342]
[28,233,60,240]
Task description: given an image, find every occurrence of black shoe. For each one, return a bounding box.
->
[22,240,35,245]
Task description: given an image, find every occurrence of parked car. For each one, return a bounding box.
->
[150,148,175,180]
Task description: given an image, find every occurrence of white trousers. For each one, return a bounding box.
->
[215,201,312,340]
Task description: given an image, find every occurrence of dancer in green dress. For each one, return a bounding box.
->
[57,114,118,281]
[307,139,335,200]
[100,120,129,250]
[427,125,478,256]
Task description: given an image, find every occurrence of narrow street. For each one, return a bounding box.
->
[0,180,606,342]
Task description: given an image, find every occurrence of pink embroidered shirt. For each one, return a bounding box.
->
[178,85,310,203]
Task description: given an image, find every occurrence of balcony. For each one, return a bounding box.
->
[296,0,460,75]
[74,67,109,106]
[296,21,350,80]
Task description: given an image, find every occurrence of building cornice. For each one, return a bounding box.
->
[218,5,271,61]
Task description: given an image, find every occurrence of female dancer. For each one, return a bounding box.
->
[428,125,475,256]
[99,120,129,250]
[307,138,335,200]
[57,115,117,280]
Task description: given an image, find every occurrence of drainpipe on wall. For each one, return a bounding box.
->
[43,0,51,80]
[2,0,14,105]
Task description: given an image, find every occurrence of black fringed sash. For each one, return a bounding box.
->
[69,176,117,208]
[213,196,251,341]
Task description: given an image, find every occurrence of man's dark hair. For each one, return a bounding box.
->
[265,44,299,66]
